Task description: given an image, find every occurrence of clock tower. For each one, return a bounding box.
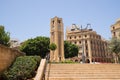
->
[50,16,65,62]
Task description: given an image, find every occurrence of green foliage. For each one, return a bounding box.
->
[49,43,57,51]
[2,56,41,80]
[61,60,78,63]
[20,36,50,58]
[108,37,120,63]
[64,41,78,58]
[0,25,10,46]
[108,37,120,55]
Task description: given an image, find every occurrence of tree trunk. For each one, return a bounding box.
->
[116,56,119,63]
[114,55,119,63]
[114,57,117,63]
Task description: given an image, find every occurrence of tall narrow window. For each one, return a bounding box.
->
[113,32,116,37]
[58,20,60,23]
[113,26,115,29]
[52,20,54,24]
[86,52,88,57]
[86,45,88,50]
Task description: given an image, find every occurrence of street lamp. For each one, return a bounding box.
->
[81,25,85,63]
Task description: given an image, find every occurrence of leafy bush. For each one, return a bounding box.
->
[49,43,57,51]
[2,56,41,80]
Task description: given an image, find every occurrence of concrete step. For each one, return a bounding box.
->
[46,77,120,80]
[46,71,120,74]
[47,64,120,69]
[45,63,120,80]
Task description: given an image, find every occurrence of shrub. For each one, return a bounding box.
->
[2,56,41,80]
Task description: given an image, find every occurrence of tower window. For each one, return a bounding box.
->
[58,20,61,23]
[52,20,54,24]
[113,32,116,37]
[113,26,115,29]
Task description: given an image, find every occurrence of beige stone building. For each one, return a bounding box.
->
[66,24,110,63]
[50,16,65,62]
[110,19,120,38]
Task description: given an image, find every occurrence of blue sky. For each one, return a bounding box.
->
[0,0,120,42]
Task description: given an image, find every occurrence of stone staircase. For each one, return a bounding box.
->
[45,63,120,80]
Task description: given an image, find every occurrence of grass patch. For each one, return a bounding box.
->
[50,60,79,64]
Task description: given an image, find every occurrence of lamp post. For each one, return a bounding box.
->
[81,26,85,63]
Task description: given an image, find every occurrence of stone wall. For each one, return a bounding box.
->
[0,44,25,73]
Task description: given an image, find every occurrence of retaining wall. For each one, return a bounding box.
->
[0,44,25,73]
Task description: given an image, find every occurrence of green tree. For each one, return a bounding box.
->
[108,37,120,63]
[20,36,50,58]
[49,43,57,51]
[64,41,78,58]
[0,25,10,46]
